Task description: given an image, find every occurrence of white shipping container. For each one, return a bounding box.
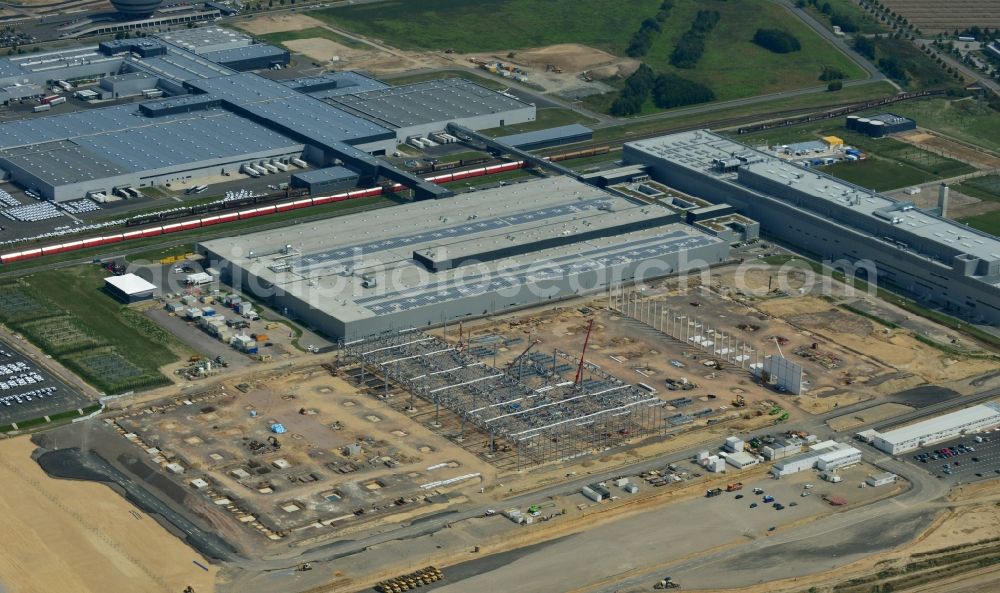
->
[291,158,307,168]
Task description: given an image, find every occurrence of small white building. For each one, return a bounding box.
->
[724,436,744,453]
[725,451,759,469]
[762,438,803,460]
[866,472,897,487]
[816,446,862,471]
[706,456,726,473]
[190,478,209,489]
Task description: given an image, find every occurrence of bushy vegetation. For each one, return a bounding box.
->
[652,73,715,108]
[610,64,657,115]
[609,63,714,115]
[819,65,846,80]
[752,28,802,53]
[625,1,675,58]
[669,9,720,68]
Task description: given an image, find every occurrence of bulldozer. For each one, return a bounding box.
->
[654,576,680,589]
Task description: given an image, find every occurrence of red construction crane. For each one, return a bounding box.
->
[574,318,595,387]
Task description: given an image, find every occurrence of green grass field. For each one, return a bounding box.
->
[0,268,190,393]
[311,0,660,54]
[959,212,1000,237]
[636,0,867,104]
[955,175,1000,203]
[259,27,369,49]
[878,98,1000,155]
[820,159,937,191]
[315,0,866,111]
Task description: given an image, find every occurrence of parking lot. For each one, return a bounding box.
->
[0,339,90,426]
[908,430,1000,484]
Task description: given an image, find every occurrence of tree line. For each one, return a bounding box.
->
[610,63,714,116]
[670,10,721,68]
[625,1,675,58]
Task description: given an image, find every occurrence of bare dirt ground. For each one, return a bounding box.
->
[233,14,628,93]
[0,437,217,593]
[232,13,326,35]
[113,367,495,554]
[755,295,998,385]
[898,129,1000,169]
[282,38,355,64]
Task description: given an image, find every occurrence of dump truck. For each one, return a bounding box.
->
[726,482,743,492]
[705,487,723,498]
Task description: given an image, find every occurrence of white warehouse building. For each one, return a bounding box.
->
[870,404,1000,455]
[816,446,862,471]
[771,442,861,477]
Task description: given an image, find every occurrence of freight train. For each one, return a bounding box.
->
[0,161,527,265]
[735,90,944,135]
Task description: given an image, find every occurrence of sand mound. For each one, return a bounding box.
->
[234,13,324,35]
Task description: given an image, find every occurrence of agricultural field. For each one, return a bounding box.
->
[879,0,1000,34]
[0,267,189,393]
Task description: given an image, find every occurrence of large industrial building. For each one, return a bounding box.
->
[868,404,1000,455]
[623,130,1000,324]
[198,176,731,340]
[0,28,534,202]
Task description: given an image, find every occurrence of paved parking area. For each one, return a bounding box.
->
[0,340,90,426]
[907,430,1000,484]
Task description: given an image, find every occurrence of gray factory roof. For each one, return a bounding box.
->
[329,78,531,128]
[495,124,593,149]
[186,73,393,145]
[0,46,118,83]
[626,130,1000,265]
[200,176,721,323]
[158,26,252,54]
[0,105,302,177]
[0,140,129,185]
[200,44,289,66]
[291,166,359,184]
[283,71,389,99]
[128,47,234,81]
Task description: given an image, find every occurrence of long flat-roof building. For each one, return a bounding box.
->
[870,404,1000,455]
[0,31,534,202]
[198,176,730,340]
[329,78,535,141]
[624,130,1000,324]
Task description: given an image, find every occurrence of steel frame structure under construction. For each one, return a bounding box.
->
[608,284,761,371]
[342,330,668,469]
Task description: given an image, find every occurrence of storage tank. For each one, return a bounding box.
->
[869,120,886,137]
[845,115,860,131]
[110,0,163,18]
